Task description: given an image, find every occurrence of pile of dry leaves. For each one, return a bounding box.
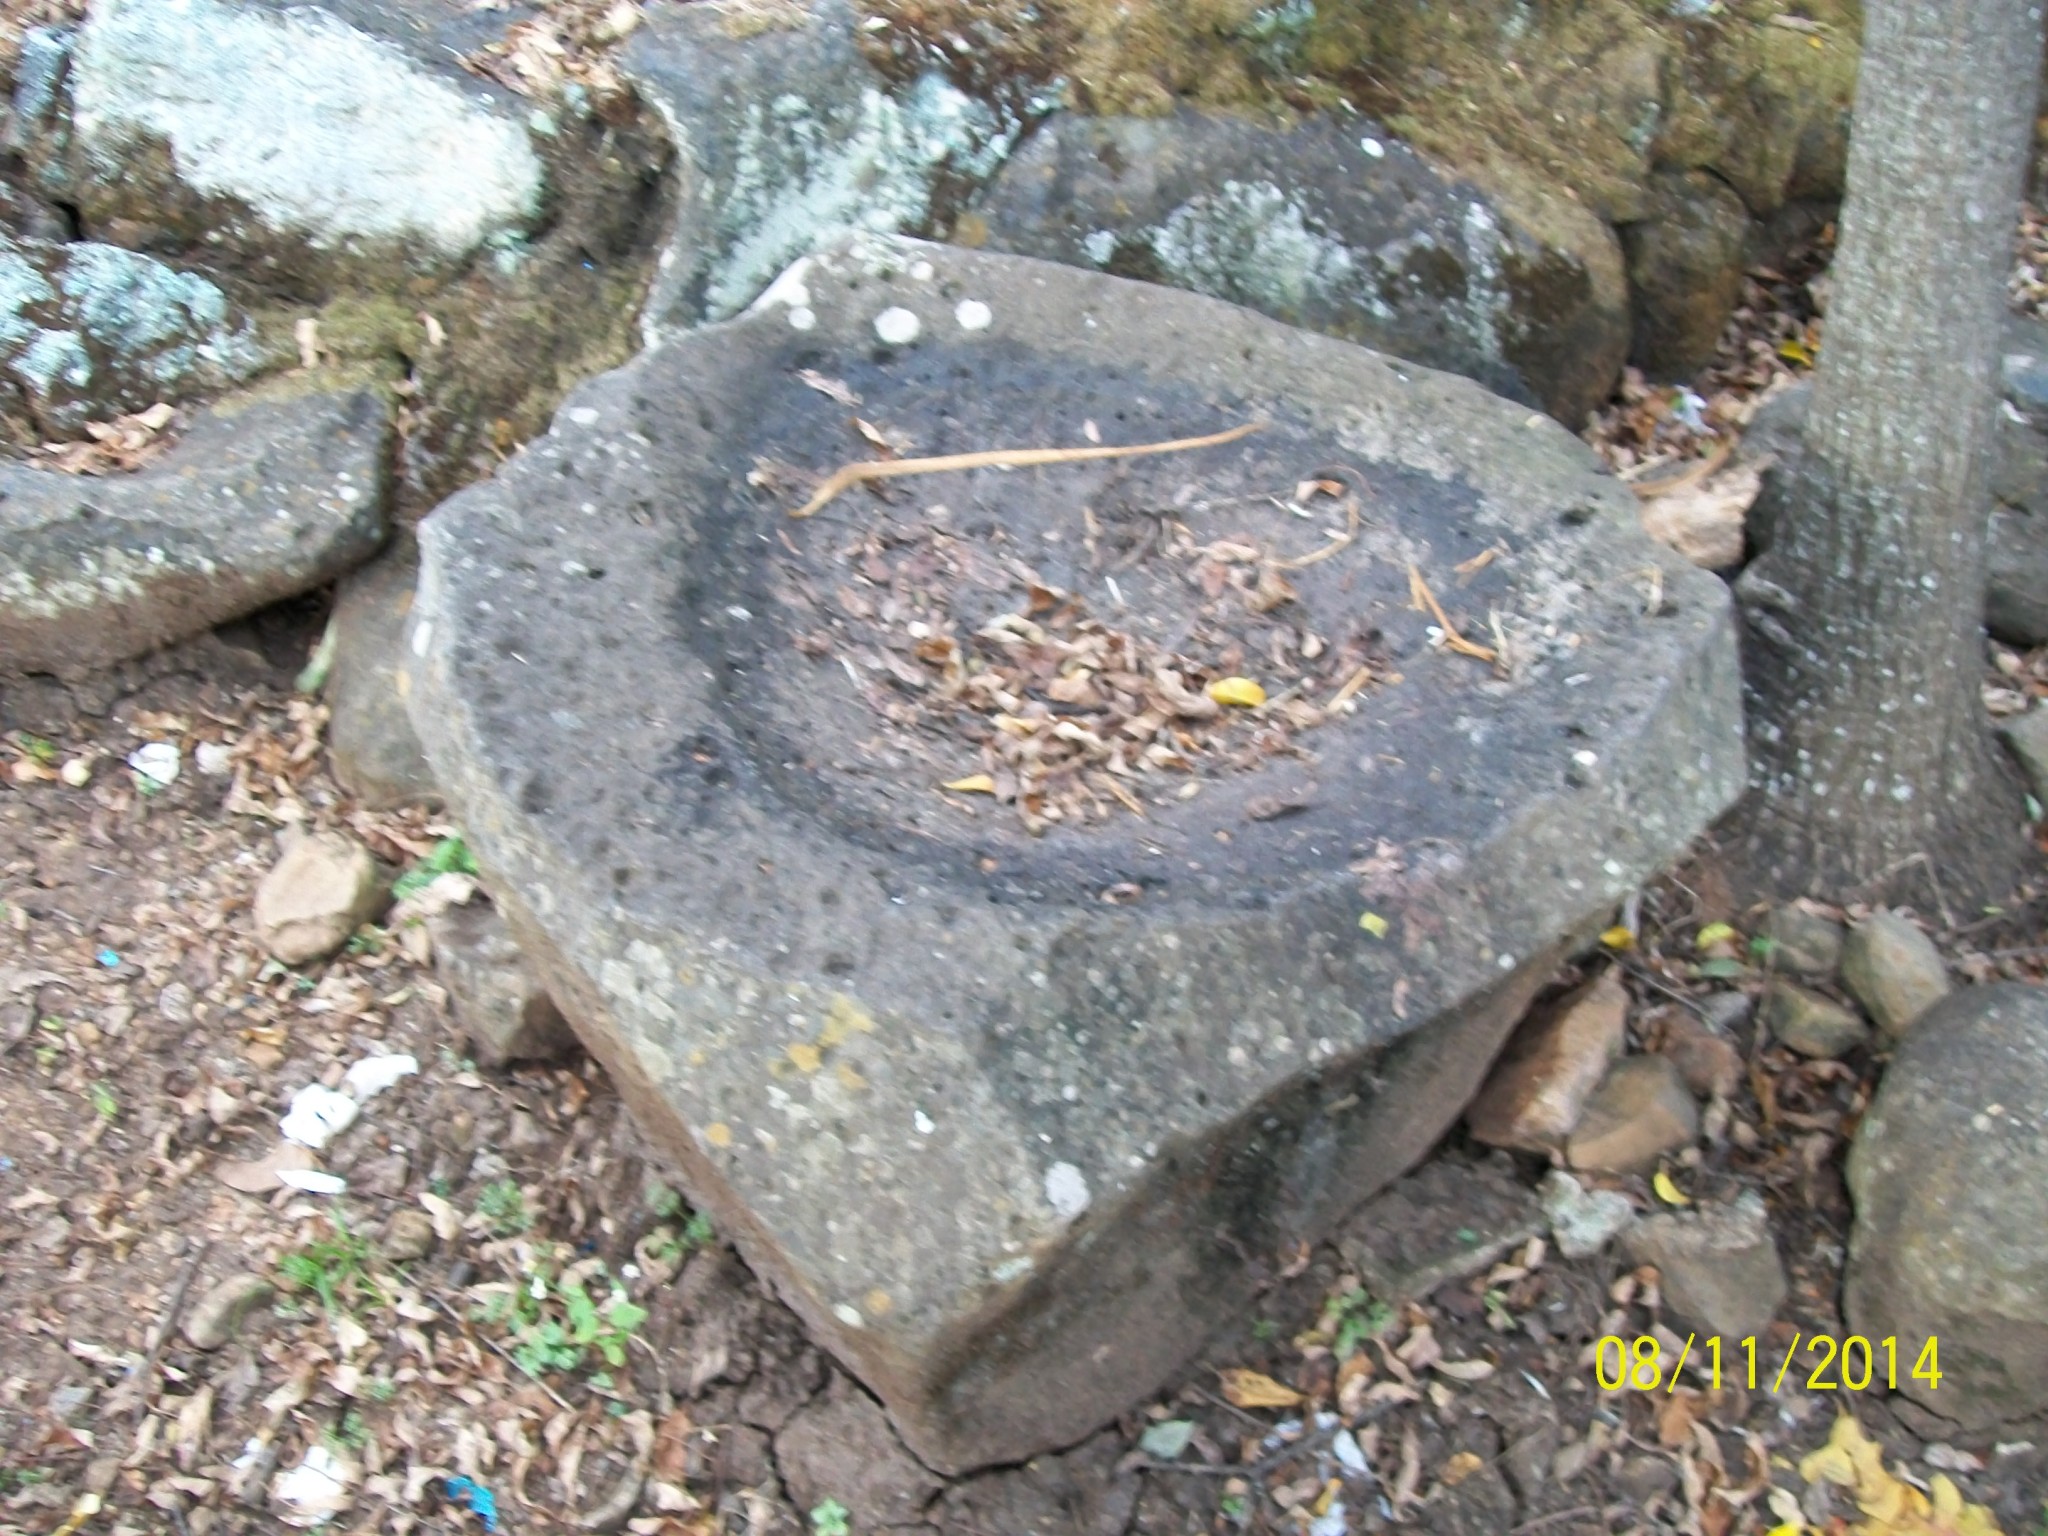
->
[786,468,1391,831]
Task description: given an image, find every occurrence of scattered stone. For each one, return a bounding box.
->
[1621,1191,1786,1341]
[157,981,195,1026]
[1613,1453,1681,1505]
[773,1376,942,1530]
[1566,1056,1700,1174]
[1997,707,2048,806]
[970,108,1627,425]
[1635,462,1759,571]
[325,540,439,809]
[1654,1011,1743,1100]
[1841,910,1953,1045]
[253,830,384,966]
[1759,979,1869,1059]
[1761,901,1846,978]
[1698,990,1754,1035]
[379,1209,436,1265]
[1847,984,2048,1426]
[426,900,578,1067]
[1540,1171,1638,1260]
[409,234,1746,1471]
[1467,970,1630,1153]
[62,0,544,287]
[1335,1155,1544,1303]
[183,1272,275,1351]
[0,381,389,676]
[0,233,268,434]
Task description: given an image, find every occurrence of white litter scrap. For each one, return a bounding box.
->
[279,1085,359,1150]
[278,1054,418,1150]
[127,741,181,786]
[277,1167,348,1196]
[273,1444,358,1527]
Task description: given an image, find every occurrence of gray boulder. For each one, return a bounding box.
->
[0,233,268,436]
[624,0,1025,333]
[968,108,1628,427]
[0,376,388,676]
[57,0,545,290]
[408,235,1745,1471]
[427,899,577,1068]
[1847,984,2048,1427]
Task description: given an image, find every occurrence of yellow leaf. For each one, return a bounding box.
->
[1438,1451,1484,1488]
[1218,1368,1303,1410]
[1206,676,1267,708]
[943,773,997,794]
[1763,1526,1804,1536]
[787,1042,822,1073]
[1600,925,1635,949]
[1695,921,1740,949]
[1796,1414,2003,1536]
[1652,1169,1690,1206]
[1778,338,1814,367]
[1359,911,1389,938]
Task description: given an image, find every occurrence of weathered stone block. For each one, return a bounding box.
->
[0,377,388,676]
[409,235,1745,1471]
[427,899,577,1068]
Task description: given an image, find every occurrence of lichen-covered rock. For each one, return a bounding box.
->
[426,898,578,1067]
[60,0,545,287]
[409,236,1745,1470]
[625,0,1027,331]
[967,108,1628,426]
[1847,984,2048,1426]
[1760,979,1869,1059]
[0,233,267,436]
[0,377,389,675]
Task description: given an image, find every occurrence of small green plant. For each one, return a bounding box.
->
[392,834,480,900]
[328,1409,370,1452]
[810,1498,851,1536]
[1324,1287,1395,1360]
[343,928,385,956]
[473,1256,649,1381]
[365,1376,398,1403]
[34,1017,66,1070]
[646,1182,685,1222]
[278,1218,382,1318]
[0,1468,51,1493]
[88,1080,118,1120]
[476,1178,533,1237]
[1250,1318,1279,1342]
[15,733,57,764]
[681,1210,713,1248]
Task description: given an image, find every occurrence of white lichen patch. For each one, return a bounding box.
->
[702,71,1019,319]
[1044,1161,1091,1220]
[873,306,921,345]
[1147,180,1357,317]
[954,298,992,331]
[71,0,544,261]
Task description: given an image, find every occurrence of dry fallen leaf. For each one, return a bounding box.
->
[1799,1414,2002,1536]
[1437,1450,1484,1488]
[1206,676,1267,708]
[1218,1368,1303,1410]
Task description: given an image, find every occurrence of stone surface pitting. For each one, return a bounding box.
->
[408,235,1745,1471]
[0,380,388,674]
[68,0,544,269]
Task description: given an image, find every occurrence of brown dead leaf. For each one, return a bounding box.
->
[797,369,860,407]
[1437,1451,1484,1489]
[1218,1368,1303,1411]
[215,1141,319,1194]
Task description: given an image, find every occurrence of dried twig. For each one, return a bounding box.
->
[1406,562,1497,663]
[1628,439,1734,499]
[788,420,1265,518]
[122,1241,210,1422]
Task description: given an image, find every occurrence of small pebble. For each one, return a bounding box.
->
[184,1273,275,1351]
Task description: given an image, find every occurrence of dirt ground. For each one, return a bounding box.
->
[4,579,2048,1536]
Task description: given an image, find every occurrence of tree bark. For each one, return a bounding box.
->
[1727,0,2041,911]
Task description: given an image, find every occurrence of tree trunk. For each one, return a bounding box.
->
[1727,0,2040,911]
